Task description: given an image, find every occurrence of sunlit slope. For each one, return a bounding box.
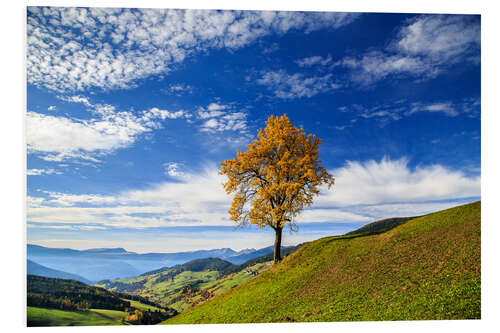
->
[27,307,128,326]
[96,260,272,312]
[164,201,480,323]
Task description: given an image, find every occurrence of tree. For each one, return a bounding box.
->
[219,114,334,264]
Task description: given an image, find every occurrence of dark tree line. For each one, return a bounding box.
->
[27,293,91,311]
[28,275,131,311]
[27,275,178,321]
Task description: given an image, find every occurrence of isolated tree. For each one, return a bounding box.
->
[219,114,334,264]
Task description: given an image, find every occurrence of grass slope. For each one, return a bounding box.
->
[164,201,480,323]
[27,275,176,326]
[96,260,272,312]
[27,306,129,326]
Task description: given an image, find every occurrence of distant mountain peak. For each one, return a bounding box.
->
[83,247,132,254]
[237,248,256,255]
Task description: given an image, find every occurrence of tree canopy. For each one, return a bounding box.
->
[219,114,334,263]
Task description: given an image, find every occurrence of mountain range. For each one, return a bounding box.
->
[27,260,92,285]
[27,244,283,282]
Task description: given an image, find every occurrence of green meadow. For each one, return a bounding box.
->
[163,201,481,323]
[27,306,129,326]
[97,261,272,312]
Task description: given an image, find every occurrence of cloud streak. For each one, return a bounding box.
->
[337,97,479,126]
[27,168,63,176]
[27,158,480,230]
[296,55,334,67]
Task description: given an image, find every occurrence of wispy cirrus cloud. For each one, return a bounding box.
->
[27,7,359,92]
[27,168,63,176]
[337,97,480,127]
[305,15,480,86]
[395,14,480,62]
[338,51,430,84]
[296,55,333,67]
[407,102,458,117]
[35,190,118,207]
[256,70,341,99]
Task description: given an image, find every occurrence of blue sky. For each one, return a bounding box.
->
[26,7,481,253]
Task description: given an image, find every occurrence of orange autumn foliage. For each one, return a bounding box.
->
[219,114,334,259]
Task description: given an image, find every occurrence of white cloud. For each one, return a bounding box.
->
[407,102,458,117]
[340,51,430,85]
[316,157,480,207]
[38,151,102,164]
[339,98,479,125]
[296,208,371,223]
[37,190,118,207]
[47,106,56,111]
[196,102,248,133]
[395,15,480,61]
[27,159,480,230]
[200,113,248,133]
[164,162,187,178]
[144,107,190,121]
[26,111,146,161]
[27,165,232,228]
[296,55,333,67]
[164,84,193,95]
[27,196,46,208]
[207,103,226,112]
[28,224,107,231]
[27,7,359,92]
[27,97,190,162]
[27,168,62,176]
[335,14,480,85]
[347,201,475,221]
[59,95,92,107]
[197,103,227,119]
[256,70,340,99]
[261,42,279,54]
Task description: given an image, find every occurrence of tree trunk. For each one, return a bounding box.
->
[273,227,282,264]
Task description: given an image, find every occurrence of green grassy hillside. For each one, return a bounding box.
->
[96,259,272,312]
[163,201,481,324]
[27,306,129,326]
[27,275,177,326]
